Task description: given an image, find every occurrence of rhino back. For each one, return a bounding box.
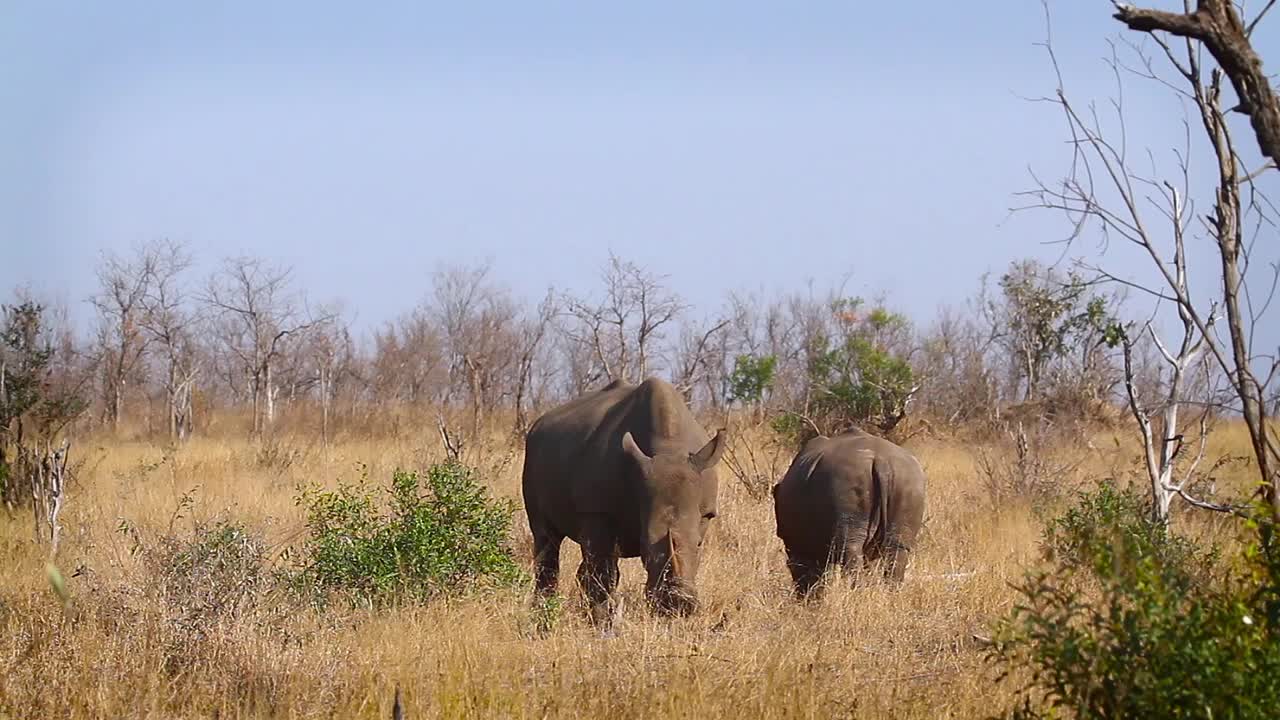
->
[823,431,924,512]
[774,436,872,550]
[523,378,710,537]
[620,378,710,453]
[774,430,926,551]
[525,380,635,472]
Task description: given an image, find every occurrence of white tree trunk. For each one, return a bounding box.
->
[265,363,277,427]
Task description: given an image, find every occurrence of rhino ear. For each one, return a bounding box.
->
[689,429,727,473]
[622,432,653,471]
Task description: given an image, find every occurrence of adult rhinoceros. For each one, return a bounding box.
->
[772,428,926,595]
[521,378,726,620]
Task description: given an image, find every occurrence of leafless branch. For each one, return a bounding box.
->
[1113,0,1280,168]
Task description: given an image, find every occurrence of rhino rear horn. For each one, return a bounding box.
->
[689,429,727,473]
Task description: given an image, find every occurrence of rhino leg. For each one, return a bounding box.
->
[576,519,621,624]
[785,549,825,598]
[577,553,620,625]
[860,532,912,583]
[807,516,869,590]
[531,524,564,595]
[878,536,912,583]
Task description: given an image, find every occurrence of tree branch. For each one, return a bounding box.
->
[1113,0,1280,169]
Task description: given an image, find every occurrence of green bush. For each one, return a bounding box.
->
[990,483,1280,719]
[768,412,810,445]
[726,354,777,406]
[291,461,525,606]
[768,304,916,446]
[800,299,915,438]
[1,300,89,507]
[808,334,914,428]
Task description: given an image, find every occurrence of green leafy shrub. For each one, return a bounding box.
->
[726,354,777,407]
[1,300,89,508]
[291,461,525,606]
[770,298,916,446]
[768,412,809,444]
[531,594,564,635]
[990,483,1280,719]
[808,334,914,429]
[0,301,88,438]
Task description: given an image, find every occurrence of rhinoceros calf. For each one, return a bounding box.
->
[772,429,926,595]
[521,378,726,620]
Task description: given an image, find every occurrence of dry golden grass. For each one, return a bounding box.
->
[0,418,1264,719]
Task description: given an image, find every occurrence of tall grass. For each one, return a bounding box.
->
[0,418,1263,718]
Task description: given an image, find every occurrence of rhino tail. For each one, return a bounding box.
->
[866,457,893,559]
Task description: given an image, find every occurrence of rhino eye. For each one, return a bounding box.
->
[702,511,717,520]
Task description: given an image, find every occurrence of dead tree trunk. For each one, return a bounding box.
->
[1194,69,1280,526]
[24,440,70,556]
[319,363,332,448]
[174,370,195,440]
[1117,188,1225,525]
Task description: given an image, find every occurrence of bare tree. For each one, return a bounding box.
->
[202,257,331,436]
[307,316,354,447]
[512,290,558,433]
[1122,324,1226,523]
[23,439,69,555]
[138,240,198,440]
[915,304,1001,427]
[1023,5,1280,525]
[1113,0,1280,170]
[1117,187,1232,523]
[671,315,731,406]
[553,324,603,399]
[431,262,522,433]
[716,284,833,420]
[563,254,687,384]
[91,245,159,429]
[370,306,447,407]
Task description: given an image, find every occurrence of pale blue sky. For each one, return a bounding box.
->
[3,1,1276,336]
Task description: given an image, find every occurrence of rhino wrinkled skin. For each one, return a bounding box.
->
[772,428,927,595]
[521,378,726,620]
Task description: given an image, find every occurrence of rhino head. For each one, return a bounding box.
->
[621,429,726,617]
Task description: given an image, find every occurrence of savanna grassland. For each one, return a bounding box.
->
[0,415,1260,719]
